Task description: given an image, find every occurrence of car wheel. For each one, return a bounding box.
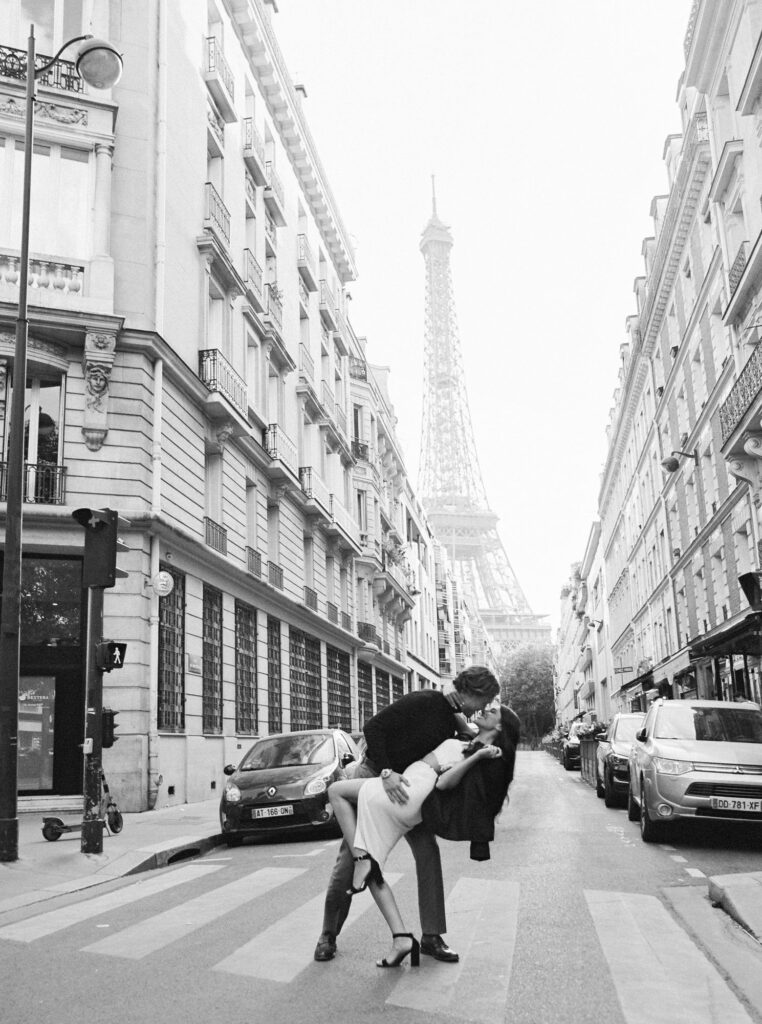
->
[627,783,639,821]
[596,769,605,798]
[639,782,666,843]
[603,770,618,808]
[225,835,244,848]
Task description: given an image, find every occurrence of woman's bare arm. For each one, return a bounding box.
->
[435,745,500,790]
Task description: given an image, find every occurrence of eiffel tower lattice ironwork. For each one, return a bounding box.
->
[418,187,548,649]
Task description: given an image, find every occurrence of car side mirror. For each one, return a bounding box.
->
[635,729,646,742]
[341,752,355,767]
[223,764,237,776]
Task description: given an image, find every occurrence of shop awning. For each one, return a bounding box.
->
[689,612,762,658]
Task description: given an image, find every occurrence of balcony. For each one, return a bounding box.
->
[321,379,336,418]
[264,211,277,257]
[327,601,339,624]
[0,44,82,93]
[243,248,264,312]
[297,235,318,292]
[205,516,228,555]
[203,182,230,248]
[207,102,225,159]
[198,349,248,421]
[299,342,315,382]
[319,280,338,330]
[268,562,284,590]
[334,402,347,437]
[328,494,362,554]
[298,276,310,317]
[0,462,66,505]
[358,621,380,646]
[350,356,368,381]
[0,254,84,297]
[299,466,331,521]
[242,117,267,184]
[352,439,369,461]
[265,283,283,334]
[244,171,257,219]
[333,308,350,356]
[264,162,286,226]
[204,37,236,123]
[341,611,352,631]
[728,241,749,300]
[720,341,762,445]
[265,423,299,479]
[304,586,318,611]
[246,547,262,577]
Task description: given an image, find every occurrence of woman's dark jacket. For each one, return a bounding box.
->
[421,707,520,860]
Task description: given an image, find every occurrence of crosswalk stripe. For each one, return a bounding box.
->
[0,864,222,943]
[213,872,403,982]
[386,878,519,1023]
[82,867,305,959]
[585,890,754,1024]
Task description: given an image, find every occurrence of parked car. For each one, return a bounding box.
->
[562,721,584,770]
[627,699,762,842]
[350,731,367,758]
[219,728,360,846]
[596,712,645,807]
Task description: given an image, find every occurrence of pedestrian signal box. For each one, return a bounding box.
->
[102,708,119,748]
[96,641,127,672]
[72,507,130,588]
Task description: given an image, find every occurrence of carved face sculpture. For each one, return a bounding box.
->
[86,365,109,396]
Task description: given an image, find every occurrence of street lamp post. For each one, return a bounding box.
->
[0,27,122,863]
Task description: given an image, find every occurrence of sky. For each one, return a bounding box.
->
[272,0,694,631]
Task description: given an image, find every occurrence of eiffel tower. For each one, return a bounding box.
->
[418,184,549,651]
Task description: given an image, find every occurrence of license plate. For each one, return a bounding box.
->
[252,805,293,819]
[710,797,762,812]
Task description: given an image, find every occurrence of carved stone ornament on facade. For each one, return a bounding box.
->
[0,360,7,423]
[82,332,117,451]
[0,94,88,125]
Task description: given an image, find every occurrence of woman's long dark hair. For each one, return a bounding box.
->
[478,705,520,818]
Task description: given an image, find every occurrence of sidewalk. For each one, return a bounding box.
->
[0,798,223,915]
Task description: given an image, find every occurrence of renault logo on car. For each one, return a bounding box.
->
[267,786,277,797]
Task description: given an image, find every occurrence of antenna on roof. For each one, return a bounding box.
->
[431,174,437,217]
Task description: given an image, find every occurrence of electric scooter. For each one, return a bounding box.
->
[41,769,123,841]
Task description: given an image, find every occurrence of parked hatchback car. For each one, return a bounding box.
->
[219,728,360,846]
[627,699,762,842]
[596,713,645,807]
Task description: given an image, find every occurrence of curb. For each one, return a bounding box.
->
[125,833,225,876]
[708,872,762,942]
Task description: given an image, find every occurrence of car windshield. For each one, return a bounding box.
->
[654,706,762,743]
[240,733,335,769]
[613,717,644,742]
[568,723,584,739]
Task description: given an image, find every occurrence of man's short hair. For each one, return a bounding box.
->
[453,665,500,699]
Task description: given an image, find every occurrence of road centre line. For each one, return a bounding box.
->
[0,863,223,943]
[82,867,304,959]
[585,889,754,1024]
[386,879,518,1023]
[213,872,403,982]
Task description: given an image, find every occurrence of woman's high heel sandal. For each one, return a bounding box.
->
[346,853,382,895]
[377,932,420,968]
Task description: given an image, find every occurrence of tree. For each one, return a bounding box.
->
[498,642,555,747]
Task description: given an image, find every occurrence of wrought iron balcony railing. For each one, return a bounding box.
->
[205,516,227,555]
[299,342,315,381]
[358,621,379,644]
[350,356,368,380]
[352,439,369,461]
[341,611,352,631]
[206,37,234,100]
[304,585,318,610]
[264,161,285,208]
[0,462,66,505]
[198,348,247,419]
[204,181,230,245]
[327,601,339,624]
[269,561,284,589]
[265,423,298,476]
[728,241,749,297]
[265,283,283,331]
[0,44,82,92]
[243,248,263,301]
[720,341,762,444]
[246,546,262,577]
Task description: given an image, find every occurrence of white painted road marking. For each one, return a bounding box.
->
[585,889,754,1023]
[83,867,304,959]
[686,868,706,878]
[386,878,519,1023]
[0,864,222,943]
[213,872,403,982]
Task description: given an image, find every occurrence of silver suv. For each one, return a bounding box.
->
[628,699,762,842]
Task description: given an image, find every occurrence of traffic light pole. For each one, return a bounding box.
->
[82,585,105,854]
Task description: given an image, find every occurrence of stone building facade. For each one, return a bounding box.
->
[0,0,446,810]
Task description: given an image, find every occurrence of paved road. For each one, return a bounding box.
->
[3,752,762,1024]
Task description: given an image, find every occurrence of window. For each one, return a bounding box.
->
[205,452,222,521]
[327,645,350,728]
[5,139,91,259]
[1,371,65,504]
[235,601,257,734]
[267,617,282,733]
[158,565,185,732]
[1,1,84,56]
[290,627,321,730]
[202,586,223,733]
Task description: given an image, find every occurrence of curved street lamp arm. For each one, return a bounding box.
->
[33,33,92,77]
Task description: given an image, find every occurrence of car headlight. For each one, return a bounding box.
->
[304,776,329,796]
[224,783,242,803]
[652,757,692,775]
